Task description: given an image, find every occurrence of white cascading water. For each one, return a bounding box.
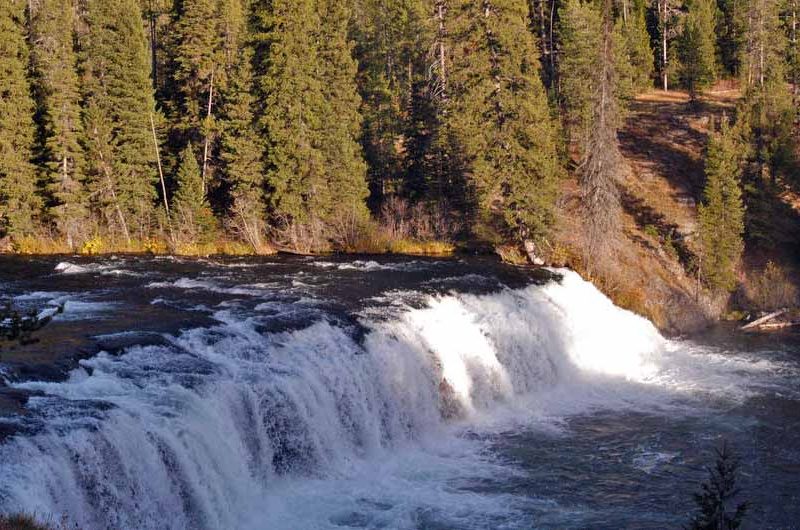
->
[0,270,704,528]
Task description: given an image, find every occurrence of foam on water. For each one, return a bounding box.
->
[55,261,139,277]
[0,269,792,528]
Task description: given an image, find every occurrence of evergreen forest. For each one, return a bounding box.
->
[2,0,800,304]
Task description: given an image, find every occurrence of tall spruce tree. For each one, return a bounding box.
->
[351,0,434,203]
[172,143,215,243]
[445,0,561,244]
[678,0,717,100]
[0,0,40,239]
[220,47,267,251]
[558,0,603,149]
[654,0,684,91]
[29,0,86,247]
[317,0,370,221]
[617,2,654,92]
[579,0,625,265]
[81,0,159,243]
[737,0,796,247]
[717,0,745,76]
[698,119,745,292]
[253,0,327,227]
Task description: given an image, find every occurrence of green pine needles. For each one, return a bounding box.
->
[446,0,561,243]
[698,119,745,292]
[0,0,40,238]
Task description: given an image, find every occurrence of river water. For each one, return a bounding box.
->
[0,255,797,529]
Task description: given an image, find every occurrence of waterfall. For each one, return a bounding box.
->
[0,270,670,528]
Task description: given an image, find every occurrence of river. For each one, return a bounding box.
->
[0,255,797,529]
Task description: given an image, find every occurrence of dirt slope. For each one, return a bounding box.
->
[553,88,741,334]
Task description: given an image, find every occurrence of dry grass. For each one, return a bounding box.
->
[3,233,277,257]
[552,81,734,333]
[385,239,455,256]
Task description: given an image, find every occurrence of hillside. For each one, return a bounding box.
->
[552,85,800,334]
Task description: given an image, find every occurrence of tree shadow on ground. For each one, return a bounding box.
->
[619,188,696,270]
[619,100,709,201]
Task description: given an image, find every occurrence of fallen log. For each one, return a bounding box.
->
[756,321,800,331]
[741,309,789,331]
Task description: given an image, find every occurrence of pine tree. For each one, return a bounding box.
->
[138,0,172,93]
[678,0,717,100]
[617,3,653,92]
[317,0,370,222]
[172,0,221,193]
[787,0,800,105]
[654,0,684,91]
[351,0,435,202]
[81,0,159,243]
[698,119,745,292]
[220,47,267,251]
[0,0,40,238]
[741,0,785,89]
[528,0,559,90]
[578,0,625,265]
[29,0,86,247]
[172,143,215,243]
[558,0,603,149]
[737,0,796,248]
[445,0,561,244]
[253,0,326,228]
[717,0,745,76]
[688,443,749,529]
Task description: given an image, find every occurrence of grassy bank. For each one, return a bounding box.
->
[3,234,456,259]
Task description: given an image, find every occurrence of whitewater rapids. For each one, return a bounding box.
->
[0,259,796,529]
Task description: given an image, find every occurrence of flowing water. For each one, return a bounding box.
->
[0,255,798,529]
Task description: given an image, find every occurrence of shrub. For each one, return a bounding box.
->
[80,236,104,255]
[745,261,798,311]
[643,224,660,239]
[143,238,168,255]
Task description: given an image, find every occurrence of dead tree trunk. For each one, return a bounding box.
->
[201,69,215,196]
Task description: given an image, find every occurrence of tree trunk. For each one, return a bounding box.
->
[201,70,215,195]
[662,0,668,91]
[150,113,170,219]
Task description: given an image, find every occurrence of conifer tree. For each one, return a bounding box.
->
[736,0,795,247]
[678,0,717,100]
[654,0,684,90]
[317,0,370,221]
[81,0,159,243]
[445,0,561,244]
[787,0,800,104]
[529,0,559,90]
[698,119,745,292]
[558,0,603,149]
[687,444,749,529]
[717,0,745,76]
[253,0,326,227]
[579,0,625,265]
[741,0,784,89]
[351,0,434,202]
[172,144,215,243]
[617,3,654,91]
[220,48,267,251]
[0,0,40,238]
[29,0,86,247]
[172,0,221,196]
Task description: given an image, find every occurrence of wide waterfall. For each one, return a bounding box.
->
[0,256,797,529]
